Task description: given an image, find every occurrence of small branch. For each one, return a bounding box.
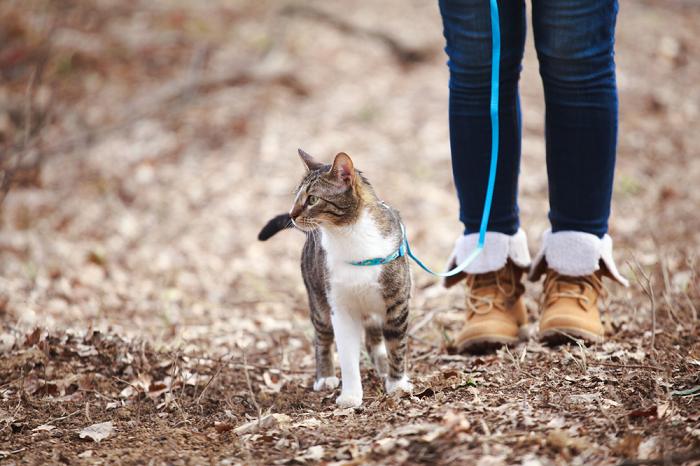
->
[112,376,142,424]
[0,448,26,459]
[589,362,666,372]
[0,68,37,207]
[45,409,81,425]
[7,62,307,169]
[684,291,698,325]
[628,258,657,353]
[0,21,54,208]
[196,358,224,405]
[503,345,521,373]
[280,5,433,65]
[168,350,189,426]
[242,350,262,424]
[409,307,445,336]
[659,257,684,327]
[408,333,439,348]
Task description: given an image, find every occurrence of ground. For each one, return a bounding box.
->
[0,0,699,464]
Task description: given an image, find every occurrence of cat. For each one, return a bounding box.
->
[258,149,413,408]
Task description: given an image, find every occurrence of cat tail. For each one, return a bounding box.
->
[258,213,293,241]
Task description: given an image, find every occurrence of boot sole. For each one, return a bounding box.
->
[540,327,603,345]
[455,335,520,354]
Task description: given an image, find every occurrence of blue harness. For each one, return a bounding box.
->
[349,0,501,277]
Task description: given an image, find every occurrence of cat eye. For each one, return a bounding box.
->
[307,195,320,206]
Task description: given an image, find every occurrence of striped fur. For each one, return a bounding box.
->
[262,150,413,407]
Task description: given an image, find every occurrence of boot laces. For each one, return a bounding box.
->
[465,265,517,315]
[542,271,605,311]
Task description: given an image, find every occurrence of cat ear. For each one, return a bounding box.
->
[298,148,322,172]
[329,152,355,186]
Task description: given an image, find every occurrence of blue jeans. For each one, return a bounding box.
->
[439,0,619,238]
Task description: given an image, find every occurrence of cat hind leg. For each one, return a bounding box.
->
[383,299,413,395]
[364,325,389,377]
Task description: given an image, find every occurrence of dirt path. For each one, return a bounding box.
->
[1,1,698,464]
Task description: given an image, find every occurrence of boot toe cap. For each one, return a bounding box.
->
[539,310,604,343]
[454,318,521,351]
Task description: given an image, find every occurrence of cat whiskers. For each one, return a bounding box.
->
[292,217,321,235]
[304,220,322,238]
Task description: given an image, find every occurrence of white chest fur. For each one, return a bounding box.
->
[320,211,395,318]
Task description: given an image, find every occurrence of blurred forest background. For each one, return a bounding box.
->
[0,0,698,464]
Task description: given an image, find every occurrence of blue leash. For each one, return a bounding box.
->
[350,0,501,277]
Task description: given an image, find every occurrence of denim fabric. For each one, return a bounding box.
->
[439,0,619,238]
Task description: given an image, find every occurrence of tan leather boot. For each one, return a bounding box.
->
[453,260,527,352]
[539,270,605,344]
[530,229,629,344]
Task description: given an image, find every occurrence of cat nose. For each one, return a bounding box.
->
[290,205,303,219]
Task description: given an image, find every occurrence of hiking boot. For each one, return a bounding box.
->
[529,230,629,345]
[539,270,605,343]
[453,260,527,352]
[443,229,531,353]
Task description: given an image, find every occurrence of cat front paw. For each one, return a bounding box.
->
[313,376,340,392]
[385,375,413,395]
[335,392,363,408]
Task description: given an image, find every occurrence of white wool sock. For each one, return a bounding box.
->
[445,228,531,275]
[530,229,628,286]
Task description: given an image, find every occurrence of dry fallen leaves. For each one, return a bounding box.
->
[31,424,56,433]
[78,421,114,443]
[294,445,324,463]
[547,429,590,456]
[613,434,643,458]
[0,0,698,464]
[234,414,291,435]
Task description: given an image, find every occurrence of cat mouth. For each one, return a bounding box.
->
[291,218,319,232]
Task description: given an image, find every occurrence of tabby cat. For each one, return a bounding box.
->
[258,150,413,408]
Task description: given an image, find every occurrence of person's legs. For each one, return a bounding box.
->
[530,0,628,344]
[439,0,526,235]
[439,0,532,352]
[532,0,619,237]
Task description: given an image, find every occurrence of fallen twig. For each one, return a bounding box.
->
[242,350,262,423]
[0,448,27,459]
[45,409,81,426]
[8,61,307,167]
[408,333,439,348]
[280,4,433,65]
[196,358,225,405]
[628,258,657,353]
[659,257,684,327]
[84,401,91,423]
[589,362,666,372]
[168,350,190,426]
[111,376,142,424]
[409,307,446,336]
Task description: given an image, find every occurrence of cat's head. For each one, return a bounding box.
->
[289,149,363,232]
